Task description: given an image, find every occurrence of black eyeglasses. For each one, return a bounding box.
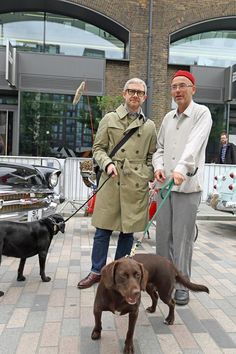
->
[126,89,145,97]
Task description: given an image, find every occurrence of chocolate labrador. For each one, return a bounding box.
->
[91,257,148,354]
[0,213,65,297]
[134,253,209,325]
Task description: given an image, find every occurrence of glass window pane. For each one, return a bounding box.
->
[45,13,124,58]
[19,91,101,158]
[0,12,44,52]
[169,31,236,67]
[0,12,125,59]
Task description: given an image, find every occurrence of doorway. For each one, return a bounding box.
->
[0,109,17,156]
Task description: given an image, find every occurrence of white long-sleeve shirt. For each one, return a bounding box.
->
[152,100,212,193]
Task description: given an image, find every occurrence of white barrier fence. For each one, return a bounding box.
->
[203,163,236,201]
[1,156,236,204]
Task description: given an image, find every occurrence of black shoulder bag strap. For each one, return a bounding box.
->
[95,126,139,184]
[109,126,139,158]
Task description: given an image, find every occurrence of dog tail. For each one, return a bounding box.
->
[175,270,209,294]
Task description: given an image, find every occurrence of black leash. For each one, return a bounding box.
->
[64,173,112,223]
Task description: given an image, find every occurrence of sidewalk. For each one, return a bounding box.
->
[0,213,236,353]
[197,202,236,221]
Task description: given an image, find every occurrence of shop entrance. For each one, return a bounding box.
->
[0,109,18,156]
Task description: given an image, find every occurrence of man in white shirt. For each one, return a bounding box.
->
[152,70,212,305]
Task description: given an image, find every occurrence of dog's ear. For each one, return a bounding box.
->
[138,263,148,291]
[101,261,118,289]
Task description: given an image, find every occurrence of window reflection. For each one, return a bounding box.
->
[0,12,125,59]
[169,31,236,67]
[20,92,101,158]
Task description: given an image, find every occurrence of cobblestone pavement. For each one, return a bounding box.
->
[0,216,236,354]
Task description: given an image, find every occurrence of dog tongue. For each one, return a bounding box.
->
[126,296,137,305]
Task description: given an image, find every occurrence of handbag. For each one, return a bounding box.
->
[94,126,139,184]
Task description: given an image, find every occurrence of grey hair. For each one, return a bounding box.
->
[123,78,147,95]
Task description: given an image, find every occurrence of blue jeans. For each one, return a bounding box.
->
[91,228,134,274]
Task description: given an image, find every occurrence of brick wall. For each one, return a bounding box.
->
[69,0,236,128]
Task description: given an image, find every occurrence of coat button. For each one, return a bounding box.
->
[121,148,125,152]
[136,150,139,154]
[136,183,139,187]
[117,182,120,186]
[135,167,138,170]
[137,134,141,137]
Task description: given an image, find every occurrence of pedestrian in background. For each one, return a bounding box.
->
[217,131,236,164]
[77,77,157,289]
[152,70,212,305]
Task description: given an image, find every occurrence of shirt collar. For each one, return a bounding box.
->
[118,104,147,121]
[173,100,194,119]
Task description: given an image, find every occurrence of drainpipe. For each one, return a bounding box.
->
[146,0,153,119]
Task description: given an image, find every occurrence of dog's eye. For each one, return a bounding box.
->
[117,273,129,282]
[134,272,141,279]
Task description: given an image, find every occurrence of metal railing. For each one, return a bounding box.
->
[1,156,236,207]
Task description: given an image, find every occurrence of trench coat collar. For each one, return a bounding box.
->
[116,104,147,131]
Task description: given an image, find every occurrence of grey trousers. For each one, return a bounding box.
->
[156,191,201,290]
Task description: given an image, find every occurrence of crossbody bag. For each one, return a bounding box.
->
[94,126,139,184]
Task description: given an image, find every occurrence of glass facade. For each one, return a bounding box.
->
[19,92,101,157]
[169,30,236,67]
[0,12,125,59]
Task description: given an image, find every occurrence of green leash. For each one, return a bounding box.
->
[129,178,175,257]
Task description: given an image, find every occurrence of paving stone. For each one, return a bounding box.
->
[80,327,100,354]
[0,328,22,354]
[15,332,40,354]
[201,319,236,348]
[24,311,46,332]
[177,308,207,334]
[31,295,50,311]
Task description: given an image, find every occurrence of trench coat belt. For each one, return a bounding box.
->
[112,158,146,176]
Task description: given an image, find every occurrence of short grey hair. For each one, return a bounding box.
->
[123,78,147,95]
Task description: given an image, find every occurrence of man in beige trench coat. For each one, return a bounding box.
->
[78,78,157,289]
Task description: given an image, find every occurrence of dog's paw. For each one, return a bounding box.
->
[146,306,156,313]
[123,343,134,354]
[17,275,26,281]
[41,276,51,282]
[164,317,174,325]
[0,291,4,297]
[91,329,101,340]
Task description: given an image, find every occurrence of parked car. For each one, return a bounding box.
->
[207,168,236,214]
[0,162,64,221]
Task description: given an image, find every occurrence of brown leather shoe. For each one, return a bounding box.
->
[77,272,101,289]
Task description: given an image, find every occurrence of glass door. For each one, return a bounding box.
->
[0,110,14,156]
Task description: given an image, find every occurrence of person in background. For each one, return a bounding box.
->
[77,78,157,289]
[217,131,236,164]
[152,70,212,305]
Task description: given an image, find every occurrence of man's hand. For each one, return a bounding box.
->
[107,163,117,177]
[154,169,166,183]
[172,171,185,185]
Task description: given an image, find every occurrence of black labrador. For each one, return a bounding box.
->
[0,213,65,296]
